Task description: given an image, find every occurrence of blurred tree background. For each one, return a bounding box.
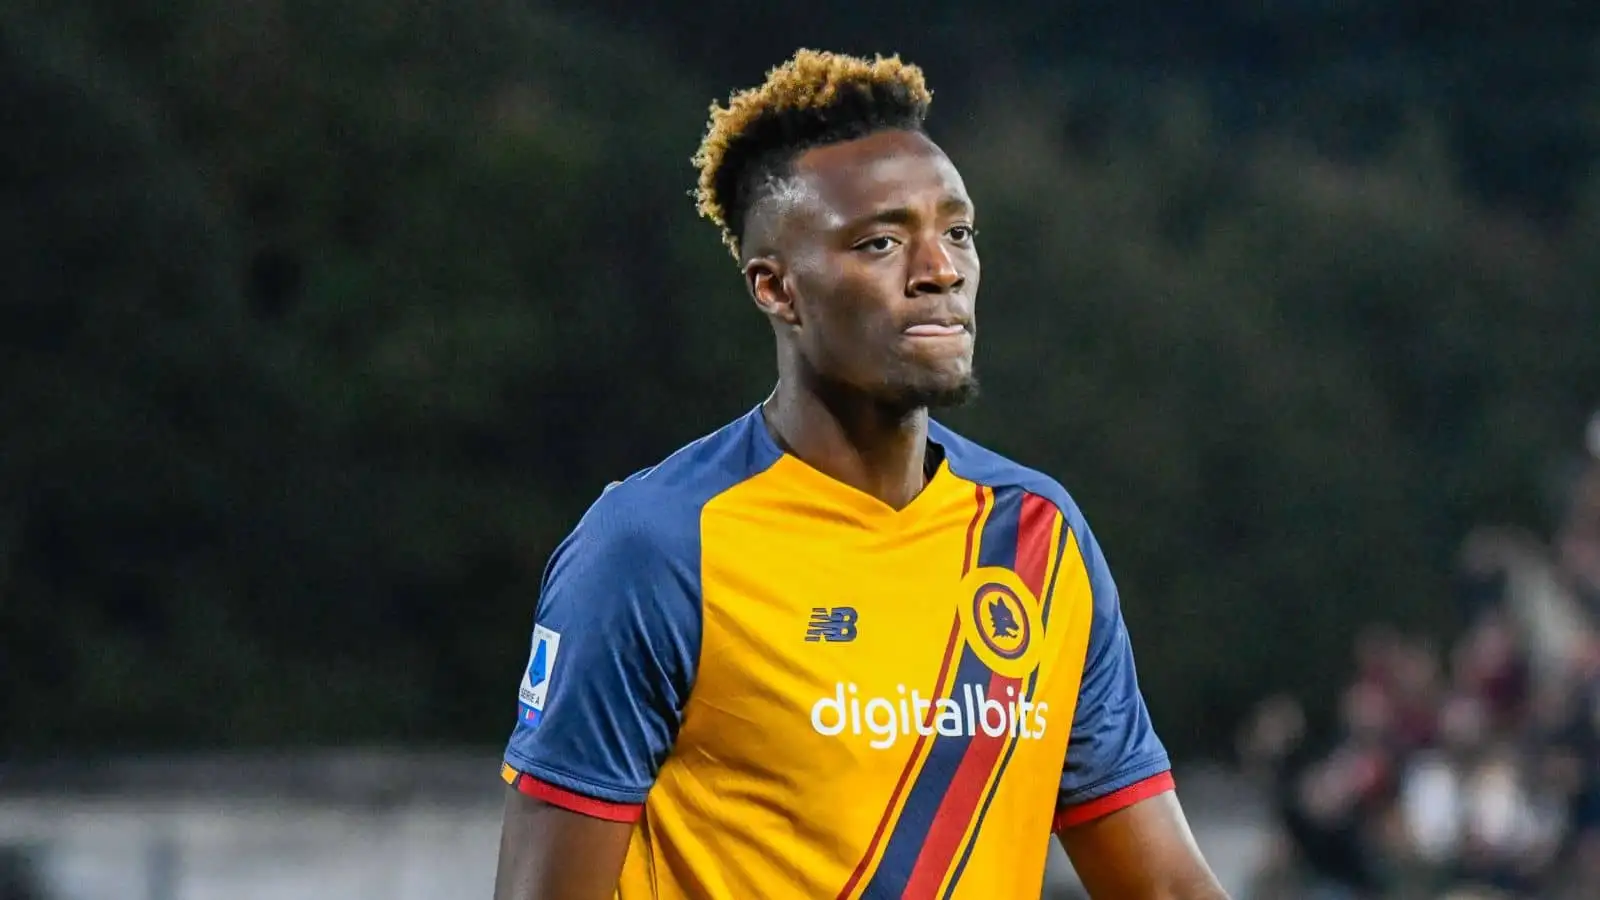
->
[2,0,1597,759]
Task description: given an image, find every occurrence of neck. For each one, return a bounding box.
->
[763,377,931,511]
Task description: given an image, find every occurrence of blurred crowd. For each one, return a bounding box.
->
[1241,429,1600,900]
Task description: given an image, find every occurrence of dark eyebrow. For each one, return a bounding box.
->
[937,195,974,217]
[848,196,974,229]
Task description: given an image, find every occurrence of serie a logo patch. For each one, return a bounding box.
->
[517,625,562,726]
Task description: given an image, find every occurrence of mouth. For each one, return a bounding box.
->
[901,319,971,338]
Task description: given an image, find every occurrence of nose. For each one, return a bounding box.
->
[907,239,965,295]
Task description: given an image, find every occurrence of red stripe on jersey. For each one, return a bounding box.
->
[935,493,1064,896]
[1014,493,1057,596]
[960,483,986,573]
[837,614,965,899]
[838,487,988,899]
[899,671,1021,898]
[1052,770,1176,831]
[509,771,643,824]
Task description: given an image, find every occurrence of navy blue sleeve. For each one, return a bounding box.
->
[502,487,702,807]
[1057,514,1172,816]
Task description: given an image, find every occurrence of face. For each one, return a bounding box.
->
[745,129,980,411]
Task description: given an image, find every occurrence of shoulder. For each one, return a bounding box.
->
[558,407,783,569]
[931,419,1089,529]
[535,410,781,637]
[931,419,1116,604]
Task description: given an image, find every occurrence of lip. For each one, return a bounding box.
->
[901,320,971,338]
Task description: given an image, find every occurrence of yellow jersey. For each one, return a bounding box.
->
[502,407,1173,898]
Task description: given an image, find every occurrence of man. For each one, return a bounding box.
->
[493,49,1227,900]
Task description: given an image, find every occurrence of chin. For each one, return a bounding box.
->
[882,374,980,412]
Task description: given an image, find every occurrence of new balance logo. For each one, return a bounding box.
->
[806,607,859,643]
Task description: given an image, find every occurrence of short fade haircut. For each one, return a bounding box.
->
[692,49,933,260]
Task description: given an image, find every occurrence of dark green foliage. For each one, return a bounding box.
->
[3,1,1596,757]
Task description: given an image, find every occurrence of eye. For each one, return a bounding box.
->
[948,225,978,244]
[853,235,901,254]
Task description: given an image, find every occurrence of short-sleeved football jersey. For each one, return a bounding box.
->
[501,407,1172,899]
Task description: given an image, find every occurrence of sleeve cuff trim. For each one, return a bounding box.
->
[500,762,644,824]
[1053,770,1174,831]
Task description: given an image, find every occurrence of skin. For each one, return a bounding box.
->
[745,129,979,511]
[493,128,1229,900]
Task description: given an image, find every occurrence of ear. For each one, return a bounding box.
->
[744,257,800,327]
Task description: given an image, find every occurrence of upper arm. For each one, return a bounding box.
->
[1053,514,1172,830]
[1050,512,1223,898]
[495,489,702,897]
[494,789,634,900]
[1055,791,1226,900]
